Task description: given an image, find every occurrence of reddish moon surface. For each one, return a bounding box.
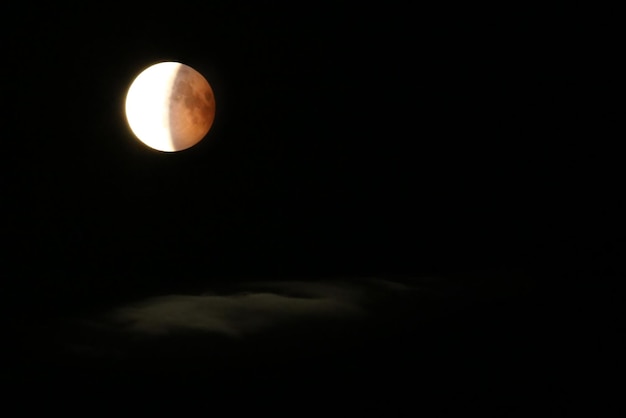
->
[125,62,216,152]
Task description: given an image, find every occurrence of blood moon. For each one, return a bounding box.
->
[125,62,215,152]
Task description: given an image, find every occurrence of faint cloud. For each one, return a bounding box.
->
[107,279,397,337]
[99,274,529,339]
[54,274,533,367]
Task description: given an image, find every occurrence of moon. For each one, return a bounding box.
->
[125,62,216,152]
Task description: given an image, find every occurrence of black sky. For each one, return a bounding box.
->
[1,2,622,415]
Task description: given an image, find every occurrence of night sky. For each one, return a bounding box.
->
[2,2,622,415]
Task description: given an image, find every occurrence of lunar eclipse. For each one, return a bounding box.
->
[125,62,215,152]
[3,3,616,415]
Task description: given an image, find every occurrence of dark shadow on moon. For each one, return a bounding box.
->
[168,64,215,151]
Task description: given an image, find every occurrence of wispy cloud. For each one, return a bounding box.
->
[57,275,529,367]
[106,279,404,337]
